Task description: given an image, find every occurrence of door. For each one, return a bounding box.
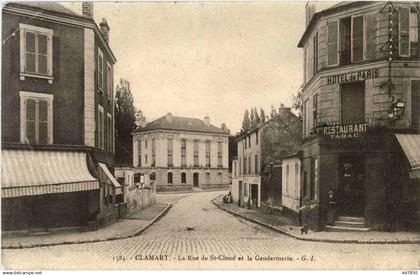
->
[238,181,243,206]
[193,173,199,187]
[251,184,258,207]
[338,155,365,216]
[412,80,420,130]
[341,82,365,124]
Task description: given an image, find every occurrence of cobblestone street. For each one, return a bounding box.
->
[2,191,419,269]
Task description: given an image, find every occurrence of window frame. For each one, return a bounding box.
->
[19,24,53,83]
[98,48,105,93]
[106,62,113,100]
[97,105,104,150]
[399,6,411,57]
[19,91,53,144]
[327,20,339,67]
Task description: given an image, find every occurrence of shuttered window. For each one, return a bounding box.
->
[98,49,104,90]
[352,15,364,62]
[97,106,104,149]
[313,32,318,74]
[327,21,339,66]
[26,99,36,143]
[106,113,112,152]
[399,7,410,57]
[366,13,377,60]
[38,100,48,144]
[410,9,419,57]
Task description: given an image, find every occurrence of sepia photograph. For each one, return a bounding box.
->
[0,0,419,271]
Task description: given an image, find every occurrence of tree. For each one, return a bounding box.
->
[250,108,255,129]
[241,109,251,134]
[254,107,261,126]
[260,108,266,123]
[114,79,146,165]
[292,84,304,119]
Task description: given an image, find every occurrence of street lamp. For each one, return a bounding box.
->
[388,99,405,125]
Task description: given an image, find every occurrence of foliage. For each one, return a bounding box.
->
[292,84,304,119]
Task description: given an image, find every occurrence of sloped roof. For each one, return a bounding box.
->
[6,2,82,18]
[133,114,228,135]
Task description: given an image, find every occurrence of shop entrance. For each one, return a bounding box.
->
[338,155,365,216]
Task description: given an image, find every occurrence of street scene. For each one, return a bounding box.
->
[1,0,420,271]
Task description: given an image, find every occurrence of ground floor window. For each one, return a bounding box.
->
[167,172,173,184]
[206,172,210,185]
[181,172,186,184]
[218,172,222,184]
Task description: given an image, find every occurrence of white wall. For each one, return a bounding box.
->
[282,157,301,212]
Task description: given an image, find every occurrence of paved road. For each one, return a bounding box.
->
[2,191,419,269]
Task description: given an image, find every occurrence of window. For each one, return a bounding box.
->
[97,105,104,149]
[243,156,247,175]
[151,138,156,167]
[239,158,242,175]
[106,113,112,151]
[137,140,142,167]
[206,172,211,184]
[181,139,187,167]
[352,15,364,62]
[255,154,259,174]
[310,157,319,200]
[194,140,199,167]
[313,32,318,74]
[217,141,223,168]
[244,138,247,149]
[181,172,187,184]
[167,172,173,184]
[248,156,251,175]
[399,7,410,57]
[218,172,222,184]
[98,48,104,91]
[19,24,53,79]
[327,20,339,66]
[410,8,419,57]
[248,136,251,148]
[206,140,211,167]
[167,138,173,167]
[312,93,318,129]
[295,162,300,197]
[145,139,148,148]
[255,130,259,145]
[286,165,290,194]
[106,62,113,99]
[19,91,53,144]
[145,154,148,164]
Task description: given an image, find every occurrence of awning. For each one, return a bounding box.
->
[98,162,122,194]
[1,150,99,198]
[395,134,420,179]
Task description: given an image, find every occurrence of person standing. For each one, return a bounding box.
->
[327,189,337,226]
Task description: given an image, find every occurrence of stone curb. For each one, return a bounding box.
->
[2,203,172,250]
[212,195,420,245]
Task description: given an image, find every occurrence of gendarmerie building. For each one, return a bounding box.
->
[132,113,230,192]
[298,1,420,231]
[1,2,123,233]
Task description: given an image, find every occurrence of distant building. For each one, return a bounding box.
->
[298,1,420,231]
[232,107,302,209]
[132,113,230,192]
[1,2,121,232]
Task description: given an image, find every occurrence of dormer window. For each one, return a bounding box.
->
[19,24,53,83]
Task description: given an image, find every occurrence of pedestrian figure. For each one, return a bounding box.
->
[223,191,233,204]
[327,189,337,226]
[298,197,318,234]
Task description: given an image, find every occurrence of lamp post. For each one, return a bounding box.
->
[387,99,405,126]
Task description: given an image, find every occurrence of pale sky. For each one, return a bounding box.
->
[64,1,335,134]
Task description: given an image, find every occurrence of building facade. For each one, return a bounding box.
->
[298,1,420,231]
[232,107,302,209]
[1,2,121,232]
[281,154,302,224]
[132,113,230,192]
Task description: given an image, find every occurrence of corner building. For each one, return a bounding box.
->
[132,113,230,192]
[298,2,420,231]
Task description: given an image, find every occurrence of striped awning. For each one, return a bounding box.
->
[98,162,122,194]
[1,150,99,198]
[395,134,420,179]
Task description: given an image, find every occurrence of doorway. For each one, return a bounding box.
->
[338,155,365,216]
[238,181,243,206]
[251,184,259,207]
[193,173,199,187]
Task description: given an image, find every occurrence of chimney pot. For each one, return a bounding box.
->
[204,116,210,126]
[100,18,110,44]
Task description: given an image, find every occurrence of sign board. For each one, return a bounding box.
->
[321,122,368,140]
[327,68,379,85]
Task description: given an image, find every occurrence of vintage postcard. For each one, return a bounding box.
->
[1,0,419,271]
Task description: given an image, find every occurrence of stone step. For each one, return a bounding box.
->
[336,216,365,222]
[334,220,366,228]
[325,225,371,232]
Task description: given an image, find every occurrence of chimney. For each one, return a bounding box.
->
[203,115,210,126]
[166,113,173,124]
[305,2,316,28]
[278,105,291,115]
[100,18,110,44]
[82,2,93,19]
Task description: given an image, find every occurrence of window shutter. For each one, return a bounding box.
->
[47,35,53,76]
[327,21,339,66]
[366,13,377,60]
[20,29,25,73]
[409,9,419,57]
[25,99,36,143]
[352,15,364,62]
[399,7,410,57]
[38,100,48,144]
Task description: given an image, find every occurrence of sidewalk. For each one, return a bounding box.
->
[2,203,171,249]
[213,195,420,244]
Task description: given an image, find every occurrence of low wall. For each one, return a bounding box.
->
[126,187,156,211]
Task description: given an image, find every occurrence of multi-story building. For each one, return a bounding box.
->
[1,2,121,232]
[232,107,302,209]
[298,1,420,231]
[132,113,230,192]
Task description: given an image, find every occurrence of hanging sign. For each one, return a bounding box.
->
[327,68,379,85]
[321,122,368,139]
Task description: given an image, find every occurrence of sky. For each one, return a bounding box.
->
[64,1,335,134]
